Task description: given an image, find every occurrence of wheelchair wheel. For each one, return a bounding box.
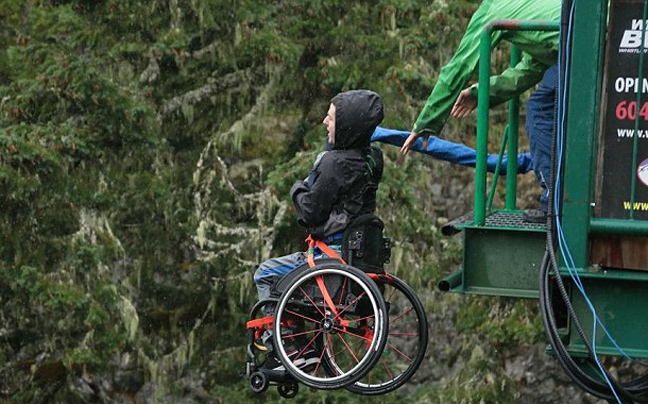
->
[277,381,299,398]
[273,262,388,390]
[249,371,268,394]
[346,275,428,395]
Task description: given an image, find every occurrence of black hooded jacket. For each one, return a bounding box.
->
[290,90,384,239]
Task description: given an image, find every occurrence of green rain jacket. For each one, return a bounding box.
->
[412,0,561,136]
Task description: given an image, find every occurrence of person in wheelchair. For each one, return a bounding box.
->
[253,89,385,370]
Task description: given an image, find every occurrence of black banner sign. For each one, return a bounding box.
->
[598,0,648,220]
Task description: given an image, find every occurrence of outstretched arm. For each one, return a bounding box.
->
[406,2,500,153]
[373,127,532,175]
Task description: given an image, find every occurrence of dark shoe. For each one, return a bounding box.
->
[261,347,319,372]
[284,339,319,372]
[523,209,547,223]
[290,347,319,372]
[260,353,284,371]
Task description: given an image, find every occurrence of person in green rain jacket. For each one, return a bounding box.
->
[401,0,561,223]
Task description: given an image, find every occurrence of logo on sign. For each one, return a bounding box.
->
[620,19,648,52]
[638,158,648,187]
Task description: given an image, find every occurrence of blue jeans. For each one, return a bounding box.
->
[525,65,557,212]
[253,246,340,348]
[253,245,341,306]
[254,251,309,305]
[370,127,533,175]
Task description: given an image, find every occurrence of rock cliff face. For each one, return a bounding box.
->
[10,293,607,404]
[0,144,612,404]
[411,289,608,404]
[0,118,612,404]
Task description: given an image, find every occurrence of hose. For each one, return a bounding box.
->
[537,1,648,401]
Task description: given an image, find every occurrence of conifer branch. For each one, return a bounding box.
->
[159,69,255,117]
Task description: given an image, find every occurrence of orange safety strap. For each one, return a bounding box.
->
[306,235,316,268]
[316,274,339,317]
[305,235,346,268]
[305,234,346,318]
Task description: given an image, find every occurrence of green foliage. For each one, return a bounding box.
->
[0,0,546,403]
[455,297,544,349]
[237,30,302,69]
[437,346,517,404]
[15,266,85,309]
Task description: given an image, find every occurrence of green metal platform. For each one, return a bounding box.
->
[560,269,648,359]
[439,210,546,299]
[436,8,648,398]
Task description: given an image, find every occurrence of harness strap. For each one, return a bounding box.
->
[305,234,346,318]
[305,235,346,267]
[316,274,339,317]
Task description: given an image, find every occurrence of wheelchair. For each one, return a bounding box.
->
[245,215,428,397]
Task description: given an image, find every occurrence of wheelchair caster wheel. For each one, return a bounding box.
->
[249,371,268,394]
[278,381,299,398]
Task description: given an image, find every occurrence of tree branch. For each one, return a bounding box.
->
[190,40,222,60]
[159,69,255,117]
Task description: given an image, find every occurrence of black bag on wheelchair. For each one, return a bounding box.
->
[341,214,391,274]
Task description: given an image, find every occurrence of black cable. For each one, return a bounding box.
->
[537,1,648,401]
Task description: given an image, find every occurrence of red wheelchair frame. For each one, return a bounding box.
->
[244,215,428,397]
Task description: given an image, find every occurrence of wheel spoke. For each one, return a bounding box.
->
[334,333,361,365]
[336,275,349,307]
[389,306,414,324]
[284,307,320,326]
[334,290,369,321]
[297,285,326,317]
[332,326,375,343]
[385,340,413,361]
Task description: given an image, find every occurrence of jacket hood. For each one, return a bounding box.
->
[331,90,384,150]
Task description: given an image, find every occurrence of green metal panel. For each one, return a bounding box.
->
[462,225,546,298]
[561,0,608,269]
[562,272,648,358]
[439,211,547,298]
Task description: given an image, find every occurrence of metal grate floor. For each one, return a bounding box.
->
[442,210,546,236]
[485,211,546,230]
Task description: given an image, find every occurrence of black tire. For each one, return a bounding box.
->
[346,274,428,395]
[273,262,388,390]
[249,371,268,394]
[278,381,299,398]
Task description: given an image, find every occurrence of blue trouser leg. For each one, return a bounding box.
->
[525,65,558,212]
[254,252,308,304]
[371,127,533,175]
[253,245,340,303]
[253,248,336,349]
[254,252,308,348]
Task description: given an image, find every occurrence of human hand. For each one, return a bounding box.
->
[451,88,478,119]
[400,131,427,155]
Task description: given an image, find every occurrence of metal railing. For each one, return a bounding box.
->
[474,19,560,225]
